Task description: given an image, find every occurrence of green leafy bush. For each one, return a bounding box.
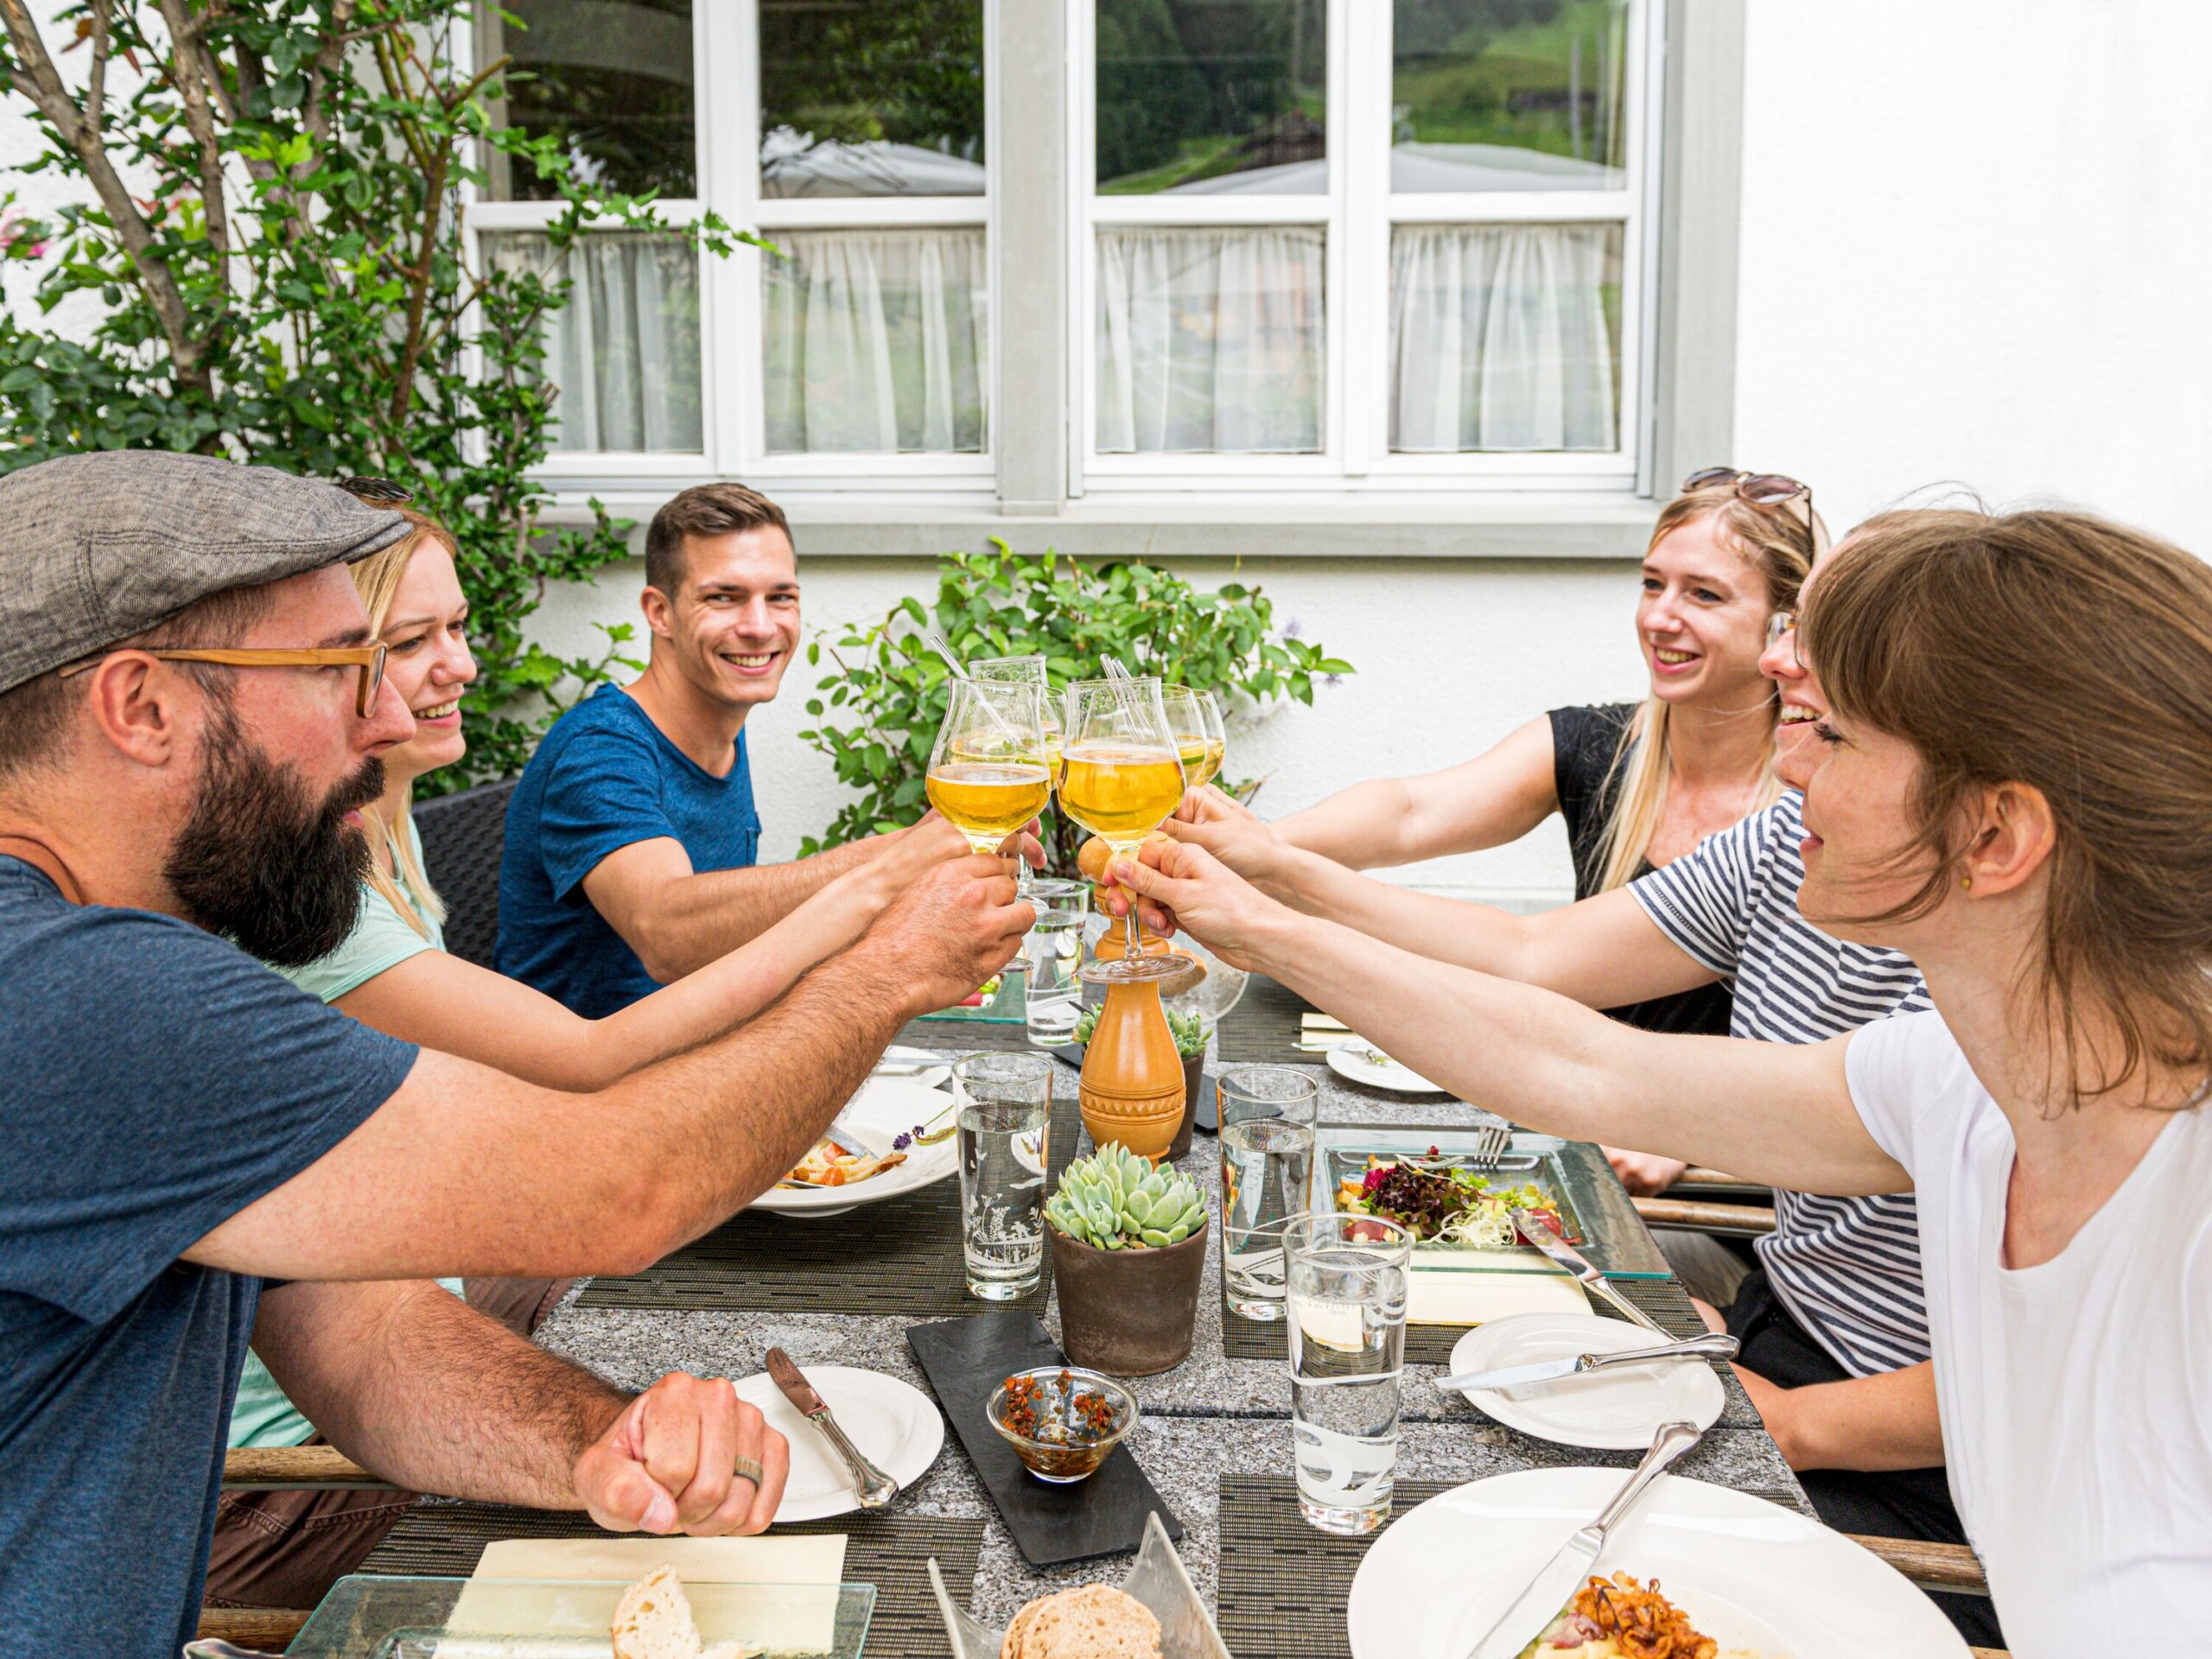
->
[0,2,757,786]
[798,539,1351,870]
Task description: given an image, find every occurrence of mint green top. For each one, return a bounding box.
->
[228,817,465,1449]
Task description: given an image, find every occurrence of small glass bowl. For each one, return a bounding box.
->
[985,1365,1138,1484]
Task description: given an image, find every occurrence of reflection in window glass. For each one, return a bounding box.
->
[1389,223,1620,451]
[490,0,696,200]
[762,230,990,453]
[759,0,985,199]
[1391,0,1629,192]
[1096,0,1325,195]
[485,232,703,453]
[1096,227,1325,453]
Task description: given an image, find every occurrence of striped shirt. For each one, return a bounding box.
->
[1630,791,1932,1377]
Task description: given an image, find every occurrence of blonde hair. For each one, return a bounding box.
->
[350,509,457,938]
[1592,480,1825,893]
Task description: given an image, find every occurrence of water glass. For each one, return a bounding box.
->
[1285,1212,1414,1535]
[956,1052,1055,1300]
[1021,879,1090,1047]
[1217,1065,1319,1320]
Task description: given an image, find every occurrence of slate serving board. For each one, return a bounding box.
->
[906,1311,1184,1567]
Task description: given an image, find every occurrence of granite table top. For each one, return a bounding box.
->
[535,1050,1808,1630]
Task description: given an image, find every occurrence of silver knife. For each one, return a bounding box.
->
[1514,1211,1669,1335]
[1465,1420,1704,1659]
[1438,1332,1738,1395]
[763,1348,899,1509]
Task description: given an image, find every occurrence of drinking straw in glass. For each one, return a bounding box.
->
[956,1052,1055,1300]
[1058,677,1185,981]
[926,677,1052,855]
[1217,1065,1319,1320]
[1285,1212,1414,1535]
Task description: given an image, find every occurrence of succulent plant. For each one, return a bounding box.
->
[1046,1142,1206,1250]
[1073,1003,1208,1059]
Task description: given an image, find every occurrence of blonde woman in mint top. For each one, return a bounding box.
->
[210,507,975,1611]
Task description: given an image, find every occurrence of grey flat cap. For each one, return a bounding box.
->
[0,452,411,695]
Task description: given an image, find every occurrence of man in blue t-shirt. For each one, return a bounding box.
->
[500,483,937,1015]
[0,455,1032,1655]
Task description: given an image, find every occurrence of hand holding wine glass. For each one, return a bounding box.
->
[1058,677,1187,981]
[925,679,1052,857]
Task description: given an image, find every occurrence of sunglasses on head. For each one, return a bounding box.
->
[1683,467,1816,543]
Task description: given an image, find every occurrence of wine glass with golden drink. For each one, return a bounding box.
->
[1160,685,1227,793]
[926,679,1052,855]
[970,656,1062,893]
[1059,677,1186,983]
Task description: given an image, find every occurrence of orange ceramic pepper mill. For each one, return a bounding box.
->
[1078,974,1186,1163]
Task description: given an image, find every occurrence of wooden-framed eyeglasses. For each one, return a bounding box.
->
[58,644,388,718]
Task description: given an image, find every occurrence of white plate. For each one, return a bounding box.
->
[733,1365,944,1523]
[1348,1469,1968,1659]
[748,1076,958,1218]
[1445,1313,1726,1450]
[1325,1041,1449,1095]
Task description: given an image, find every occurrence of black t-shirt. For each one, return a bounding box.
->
[1547,703,1734,1037]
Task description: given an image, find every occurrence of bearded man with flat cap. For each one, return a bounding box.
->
[0,453,1033,1652]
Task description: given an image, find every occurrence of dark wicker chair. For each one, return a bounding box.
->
[412,778,517,969]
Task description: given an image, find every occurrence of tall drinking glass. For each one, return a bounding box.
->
[926,678,1052,855]
[1160,685,1228,792]
[1285,1212,1414,1535]
[956,1052,1055,1300]
[1217,1065,1319,1320]
[1058,677,1185,982]
[1022,878,1090,1047]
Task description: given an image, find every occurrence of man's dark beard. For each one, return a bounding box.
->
[165,696,385,967]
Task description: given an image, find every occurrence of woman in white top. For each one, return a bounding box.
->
[1107,505,2212,1652]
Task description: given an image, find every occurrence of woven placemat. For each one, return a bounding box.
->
[1215,975,1320,1066]
[895,1016,1042,1052]
[1216,1473,1802,1658]
[1222,1272,1707,1363]
[360,1502,982,1659]
[580,1091,1080,1315]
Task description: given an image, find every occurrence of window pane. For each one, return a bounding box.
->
[1096,227,1324,453]
[1389,223,1620,452]
[762,230,990,453]
[490,1,695,200]
[1096,0,1326,195]
[760,0,985,199]
[1391,0,1629,192]
[486,232,703,453]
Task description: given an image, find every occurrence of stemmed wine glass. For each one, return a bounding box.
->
[1160,685,1227,793]
[970,655,1061,893]
[1058,677,1187,982]
[925,678,1052,855]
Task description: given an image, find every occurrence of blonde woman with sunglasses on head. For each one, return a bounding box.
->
[208,504,976,1611]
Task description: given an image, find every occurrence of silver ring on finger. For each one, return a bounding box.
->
[731,1455,764,1488]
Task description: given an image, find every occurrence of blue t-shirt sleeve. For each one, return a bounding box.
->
[0,906,418,1326]
[537,721,685,907]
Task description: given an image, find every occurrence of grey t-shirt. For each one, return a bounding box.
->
[1629,792,1934,1376]
[0,857,418,1654]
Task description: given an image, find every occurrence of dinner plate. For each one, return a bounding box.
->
[1325,1041,1449,1095]
[1347,1470,1967,1659]
[732,1365,944,1523]
[748,1076,958,1218]
[1445,1313,1726,1449]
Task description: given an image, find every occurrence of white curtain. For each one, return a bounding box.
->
[1096,226,1325,454]
[1389,224,1619,453]
[761,229,989,453]
[489,232,703,454]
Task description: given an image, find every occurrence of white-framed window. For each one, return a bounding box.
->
[466,0,994,487]
[1070,0,1662,496]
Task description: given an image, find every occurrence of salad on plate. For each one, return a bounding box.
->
[1335,1153,1577,1247]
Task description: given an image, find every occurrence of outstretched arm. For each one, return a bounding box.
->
[339,818,977,1091]
[1267,715,1560,869]
[1109,841,1905,1196]
[255,1279,788,1534]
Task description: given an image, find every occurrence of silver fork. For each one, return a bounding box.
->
[1406,1122,1512,1174]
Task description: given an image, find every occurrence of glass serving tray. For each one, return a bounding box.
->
[285,1576,878,1659]
[1307,1124,1670,1280]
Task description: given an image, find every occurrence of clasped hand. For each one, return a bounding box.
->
[574,1370,790,1535]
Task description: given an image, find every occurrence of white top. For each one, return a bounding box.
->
[1846,1010,2212,1650]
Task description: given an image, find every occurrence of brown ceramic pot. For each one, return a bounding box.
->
[1049,1220,1210,1376]
[1167,1052,1205,1162]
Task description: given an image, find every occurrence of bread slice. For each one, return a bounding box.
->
[611,1565,702,1659]
[1019,1584,1161,1659]
[1001,1592,1049,1659]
